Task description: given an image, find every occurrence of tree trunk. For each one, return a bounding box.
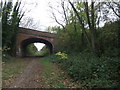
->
[68,1,91,46]
[84,1,97,54]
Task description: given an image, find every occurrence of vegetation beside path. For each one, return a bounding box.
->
[2,56,30,87]
[44,53,120,88]
[40,57,81,88]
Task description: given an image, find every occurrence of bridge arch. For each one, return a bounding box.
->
[20,38,53,57]
[16,28,56,57]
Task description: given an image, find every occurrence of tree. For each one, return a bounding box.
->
[2,0,24,55]
[48,0,119,55]
[20,17,40,30]
[84,0,97,53]
[49,0,70,30]
[96,1,120,24]
[68,0,98,53]
[104,2,120,19]
[0,2,1,84]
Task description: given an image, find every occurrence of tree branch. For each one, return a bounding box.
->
[68,0,91,45]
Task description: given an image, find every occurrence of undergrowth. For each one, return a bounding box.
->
[47,52,120,88]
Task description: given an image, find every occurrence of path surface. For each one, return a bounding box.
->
[10,58,44,88]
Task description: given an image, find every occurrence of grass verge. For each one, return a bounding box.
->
[40,57,66,88]
[2,56,29,87]
[40,56,81,88]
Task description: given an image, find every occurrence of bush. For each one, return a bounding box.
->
[55,52,68,60]
[49,52,120,88]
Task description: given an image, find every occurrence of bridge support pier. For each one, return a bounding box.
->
[16,45,22,57]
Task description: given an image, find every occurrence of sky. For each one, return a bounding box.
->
[19,0,60,31]
[34,43,45,51]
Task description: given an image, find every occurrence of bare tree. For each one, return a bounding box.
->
[19,0,39,30]
[48,0,70,30]
[20,17,40,30]
[105,2,120,19]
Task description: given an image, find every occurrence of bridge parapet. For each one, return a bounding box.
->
[19,27,55,38]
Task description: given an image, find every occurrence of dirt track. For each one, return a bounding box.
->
[10,58,44,88]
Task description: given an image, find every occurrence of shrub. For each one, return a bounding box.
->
[50,52,120,88]
[55,52,68,60]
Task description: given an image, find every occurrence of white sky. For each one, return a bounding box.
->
[34,43,45,51]
[19,0,60,31]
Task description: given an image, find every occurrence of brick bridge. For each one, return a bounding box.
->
[16,27,57,57]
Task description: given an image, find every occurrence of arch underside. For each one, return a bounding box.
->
[21,38,53,57]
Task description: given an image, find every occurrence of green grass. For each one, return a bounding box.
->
[35,51,49,56]
[25,44,50,56]
[40,57,66,88]
[2,57,29,87]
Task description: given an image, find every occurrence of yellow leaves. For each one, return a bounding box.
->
[14,86,17,88]
[9,75,14,78]
[3,54,6,57]
[36,80,39,82]
[2,62,5,64]
[51,72,55,75]
[0,47,2,51]
[2,46,11,51]
[55,52,68,60]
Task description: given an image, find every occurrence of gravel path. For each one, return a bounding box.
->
[10,58,44,88]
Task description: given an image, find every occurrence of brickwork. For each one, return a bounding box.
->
[16,27,56,57]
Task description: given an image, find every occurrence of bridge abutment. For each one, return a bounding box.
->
[16,45,22,57]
